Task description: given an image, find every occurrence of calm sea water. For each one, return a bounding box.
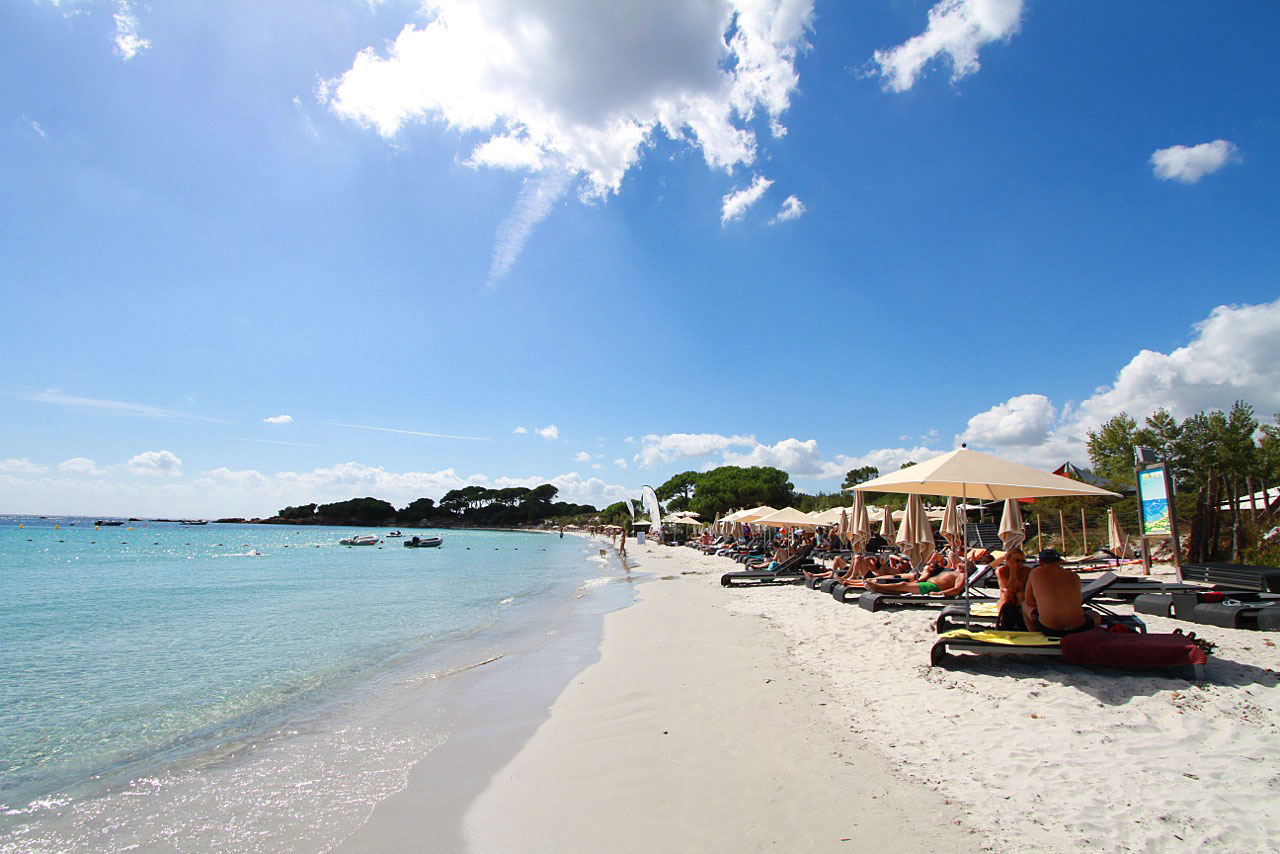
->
[0,516,628,852]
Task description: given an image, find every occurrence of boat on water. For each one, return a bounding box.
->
[403,535,443,548]
[96,520,124,527]
[339,534,380,546]
[386,530,404,538]
[181,519,209,526]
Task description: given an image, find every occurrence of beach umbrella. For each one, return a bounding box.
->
[849,447,1121,627]
[732,505,778,525]
[1107,508,1131,558]
[896,494,936,571]
[850,492,871,554]
[753,507,820,529]
[997,498,1026,551]
[878,502,896,542]
[837,507,849,549]
[940,497,963,552]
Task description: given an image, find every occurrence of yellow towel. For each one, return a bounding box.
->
[938,628,1059,646]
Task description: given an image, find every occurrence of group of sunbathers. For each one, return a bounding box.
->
[802,544,976,595]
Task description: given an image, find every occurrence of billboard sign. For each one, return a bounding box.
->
[1137,468,1171,536]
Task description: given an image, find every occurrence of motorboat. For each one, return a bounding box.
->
[403,535,443,548]
[96,520,124,527]
[339,534,380,546]
[386,530,404,538]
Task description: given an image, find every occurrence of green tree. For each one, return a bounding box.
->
[278,503,316,520]
[396,497,436,524]
[840,466,879,490]
[687,466,793,518]
[1086,412,1138,487]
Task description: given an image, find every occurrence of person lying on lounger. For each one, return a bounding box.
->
[864,566,966,596]
[1021,549,1099,636]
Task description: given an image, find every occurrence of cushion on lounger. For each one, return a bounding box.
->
[1058,631,1207,667]
[937,629,1057,646]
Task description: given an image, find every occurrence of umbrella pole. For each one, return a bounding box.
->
[963,484,971,630]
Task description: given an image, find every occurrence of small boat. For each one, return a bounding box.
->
[386,530,404,538]
[181,519,209,526]
[403,535,443,548]
[96,520,124,527]
[339,534,380,546]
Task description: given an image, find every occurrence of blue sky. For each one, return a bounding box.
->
[2,0,1278,517]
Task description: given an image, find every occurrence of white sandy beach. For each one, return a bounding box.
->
[458,539,1280,853]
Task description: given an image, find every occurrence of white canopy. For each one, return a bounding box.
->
[753,506,821,528]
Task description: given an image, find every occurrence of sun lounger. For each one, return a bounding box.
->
[1180,562,1280,593]
[834,563,996,609]
[720,547,816,587]
[1134,588,1280,631]
[930,626,1209,678]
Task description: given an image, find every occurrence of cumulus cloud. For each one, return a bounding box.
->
[769,194,805,224]
[955,393,1056,449]
[0,457,47,474]
[573,450,592,462]
[263,414,293,424]
[636,432,756,466]
[873,0,1023,93]
[325,0,814,276]
[59,457,104,475]
[492,471,632,507]
[513,426,528,434]
[127,450,182,477]
[112,0,150,60]
[720,174,774,224]
[956,299,1280,468]
[614,458,629,469]
[535,425,559,440]
[1150,139,1241,184]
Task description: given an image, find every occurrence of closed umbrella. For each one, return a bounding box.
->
[896,493,936,571]
[940,497,963,552]
[837,507,849,550]
[997,498,1026,552]
[850,492,871,554]
[879,502,896,542]
[1107,508,1130,558]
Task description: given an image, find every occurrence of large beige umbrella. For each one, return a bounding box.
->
[997,498,1026,551]
[753,507,820,529]
[810,506,848,526]
[847,448,1121,501]
[849,492,871,554]
[850,447,1123,621]
[731,505,778,525]
[940,497,963,552]
[896,494,936,571]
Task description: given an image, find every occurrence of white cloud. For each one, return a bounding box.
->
[573,451,592,462]
[325,0,814,276]
[20,389,224,422]
[636,432,756,466]
[0,457,47,474]
[614,458,629,469]
[25,118,47,139]
[535,424,559,440]
[873,0,1023,93]
[263,414,294,424]
[112,0,150,61]
[956,393,1055,448]
[720,174,773,224]
[513,426,528,434]
[1150,139,1241,184]
[956,298,1280,468]
[330,421,489,441]
[720,436,829,475]
[127,450,182,477]
[769,194,804,224]
[59,457,104,475]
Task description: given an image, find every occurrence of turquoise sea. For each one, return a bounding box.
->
[0,516,630,852]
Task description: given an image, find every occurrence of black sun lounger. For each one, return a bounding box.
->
[831,563,996,610]
[720,546,815,587]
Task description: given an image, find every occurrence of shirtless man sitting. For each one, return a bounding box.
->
[1021,549,1098,636]
[992,548,1029,630]
[864,564,966,596]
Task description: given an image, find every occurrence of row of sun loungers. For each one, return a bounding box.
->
[704,542,1238,676]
